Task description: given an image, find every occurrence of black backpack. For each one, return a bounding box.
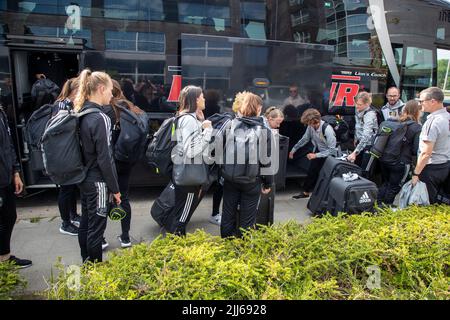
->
[370,119,413,165]
[24,103,54,171]
[207,112,235,132]
[31,78,60,108]
[321,115,349,145]
[41,109,100,185]
[145,114,193,177]
[114,106,149,164]
[221,118,264,184]
[361,106,382,128]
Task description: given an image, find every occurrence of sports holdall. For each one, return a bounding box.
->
[150,182,176,227]
[326,175,378,215]
[307,156,362,215]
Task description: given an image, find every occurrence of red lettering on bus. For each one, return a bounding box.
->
[331,82,360,107]
[167,75,182,102]
[330,82,338,105]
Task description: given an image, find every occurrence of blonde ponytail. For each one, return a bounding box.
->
[74,69,92,112]
[74,69,112,112]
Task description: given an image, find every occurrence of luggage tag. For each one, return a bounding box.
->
[342,172,359,182]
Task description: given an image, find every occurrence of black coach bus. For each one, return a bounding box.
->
[0,0,449,189]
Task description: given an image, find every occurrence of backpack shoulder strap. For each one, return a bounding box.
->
[321,121,329,137]
[76,108,102,117]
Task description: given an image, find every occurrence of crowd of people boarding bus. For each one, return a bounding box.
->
[0,67,449,267]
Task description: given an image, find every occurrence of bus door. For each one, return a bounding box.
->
[7,36,81,188]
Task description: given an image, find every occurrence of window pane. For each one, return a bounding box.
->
[104,0,164,21]
[402,47,434,100]
[437,48,450,92]
[182,34,334,115]
[105,31,165,53]
[105,31,136,51]
[178,2,230,27]
[17,0,91,16]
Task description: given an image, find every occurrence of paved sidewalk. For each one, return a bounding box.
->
[12,184,312,296]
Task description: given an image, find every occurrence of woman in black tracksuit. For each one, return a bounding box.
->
[168,85,212,236]
[220,92,273,238]
[74,69,121,263]
[377,100,422,206]
[102,79,146,248]
[0,104,32,268]
[52,77,81,236]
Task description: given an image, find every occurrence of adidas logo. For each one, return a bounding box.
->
[359,192,372,204]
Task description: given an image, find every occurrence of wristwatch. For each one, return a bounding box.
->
[412,172,420,177]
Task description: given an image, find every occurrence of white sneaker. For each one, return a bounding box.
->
[118,235,132,248]
[209,214,221,226]
[102,238,109,250]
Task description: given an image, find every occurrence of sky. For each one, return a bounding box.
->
[438,49,450,60]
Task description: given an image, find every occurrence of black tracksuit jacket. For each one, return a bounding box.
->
[79,101,119,194]
[0,107,20,188]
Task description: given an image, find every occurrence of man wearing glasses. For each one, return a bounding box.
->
[412,87,450,204]
[381,87,404,121]
[283,84,307,109]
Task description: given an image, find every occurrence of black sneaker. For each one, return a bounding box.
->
[8,255,32,269]
[59,223,79,236]
[70,215,81,228]
[292,193,310,199]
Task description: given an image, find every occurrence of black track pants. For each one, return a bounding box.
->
[0,185,17,256]
[58,184,78,225]
[165,184,202,236]
[116,161,132,237]
[78,181,108,263]
[221,181,261,238]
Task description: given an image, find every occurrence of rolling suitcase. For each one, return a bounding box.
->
[326,175,378,216]
[274,135,289,190]
[307,156,362,215]
[255,184,275,225]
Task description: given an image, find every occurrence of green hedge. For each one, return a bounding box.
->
[47,205,450,300]
[0,260,26,300]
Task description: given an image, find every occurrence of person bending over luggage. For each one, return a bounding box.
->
[52,77,82,236]
[74,69,121,263]
[106,79,146,248]
[0,104,32,268]
[347,91,379,177]
[377,100,422,207]
[220,92,273,238]
[412,87,450,204]
[169,85,212,236]
[264,106,284,130]
[289,108,336,199]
